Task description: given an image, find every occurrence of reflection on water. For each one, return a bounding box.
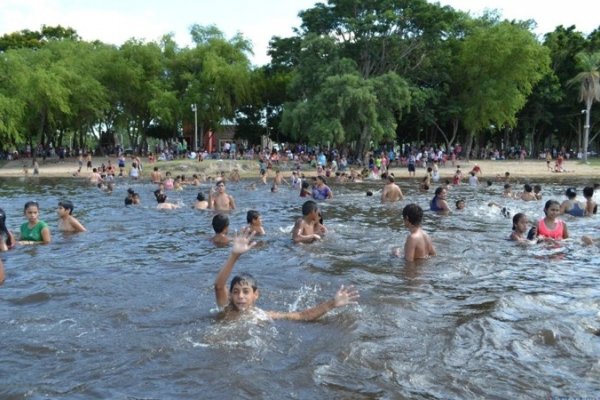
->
[1,176,599,399]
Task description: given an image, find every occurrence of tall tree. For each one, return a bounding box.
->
[569,51,600,162]
[455,20,550,160]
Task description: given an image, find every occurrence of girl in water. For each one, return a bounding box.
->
[509,213,530,242]
[0,208,16,252]
[19,201,51,244]
[536,200,569,241]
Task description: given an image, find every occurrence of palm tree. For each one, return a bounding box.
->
[569,51,600,163]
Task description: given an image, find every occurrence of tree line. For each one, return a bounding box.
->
[0,0,599,161]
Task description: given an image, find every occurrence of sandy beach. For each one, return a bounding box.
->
[1,157,599,183]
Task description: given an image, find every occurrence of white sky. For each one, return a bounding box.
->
[0,0,597,66]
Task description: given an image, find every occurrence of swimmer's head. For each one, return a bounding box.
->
[565,187,577,199]
[455,199,465,210]
[58,200,74,215]
[504,183,511,190]
[402,203,423,226]
[366,191,373,196]
[246,210,260,224]
[229,273,259,311]
[23,201,40,213]
[0,208,7,229]
[487,180,493,186]
[583,186,594,199]
[212,214,230,234]
[512,212,527,231]
[543,199,560,216]
[524,184,533,193]
[302,200,319,217]
[533,184,542,193]
[196,192,206,202]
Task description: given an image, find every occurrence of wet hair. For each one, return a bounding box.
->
[316,175,326,184]
[387,176,395,183]
[229,273,258,293]
[196,192,206,202]
[543,199,560,215]
[0,208,14,247]
[212,214,229,234]
[565,187,577,199]
[155,192,167,204]
[154,166,159,171]
[512,213,526,231]
[504,183,511,189]
[533,184,542,193]
[366,191,373,196]
[247,210,260,224]
[23,201,40,212]
[455,199,465,208]
[583,186,594,198]
[302,200,318,216]
[58,200,74,215]
[523,184,532,193]
[487,180,493,187]
[402,203,423,226]
[434,187,444,196]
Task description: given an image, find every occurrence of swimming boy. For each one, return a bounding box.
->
[214,232,359,320]
[209,181,236,211]
[583,186,598,216]
[292,200,324,243]
[381,176,404,203]
[57,200,87,232]
[393,203,436,262]
[245,210,266,236]
[211,214,230,247]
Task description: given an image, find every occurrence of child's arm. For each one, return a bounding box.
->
[267,285,359,321]
[68,216,87,233]
[41,225,51,244]
[214,233,255,307]
[292,219,320,243]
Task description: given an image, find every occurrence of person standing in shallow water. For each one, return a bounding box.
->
[209,181,236,211]
[312,176,333,200]
[19,201,51,245]
[393,203,436,262]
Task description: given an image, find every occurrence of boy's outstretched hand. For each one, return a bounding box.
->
[333,285,359,308]
[231,231,256,255]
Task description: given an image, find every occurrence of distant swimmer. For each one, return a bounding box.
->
[154,190,180,210]
[381,176,404,203]
[194,193,209,210]
[583,186,598,216]
[560,187,585,217]
[213,231,359,321]
[430,187,450,214]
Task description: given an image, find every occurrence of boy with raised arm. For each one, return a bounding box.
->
[214,232,359,321]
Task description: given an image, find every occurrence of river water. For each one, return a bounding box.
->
[1,175,599,399]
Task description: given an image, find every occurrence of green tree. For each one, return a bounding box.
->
[569,51,600,162]
[455,20,550,160]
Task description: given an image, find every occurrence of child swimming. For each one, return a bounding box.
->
[536,200,569,240]
[57,200,87,232]
[214,232,359,320]
[244,210,266,236]
[19,201,51,244]
[211,214,230,247]
[509,213,530,241]
[0,208,16,252]
[393,203,436,262]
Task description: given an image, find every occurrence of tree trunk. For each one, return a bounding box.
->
[464,130,474,162]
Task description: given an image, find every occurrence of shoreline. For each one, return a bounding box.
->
[0,157,599,183]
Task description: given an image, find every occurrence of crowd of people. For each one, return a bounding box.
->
[1,153,598,321]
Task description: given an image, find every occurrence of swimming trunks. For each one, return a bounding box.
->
[20,221,49,242]
[537,218,564,240]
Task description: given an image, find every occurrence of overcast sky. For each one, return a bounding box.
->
[0,0,596,65]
